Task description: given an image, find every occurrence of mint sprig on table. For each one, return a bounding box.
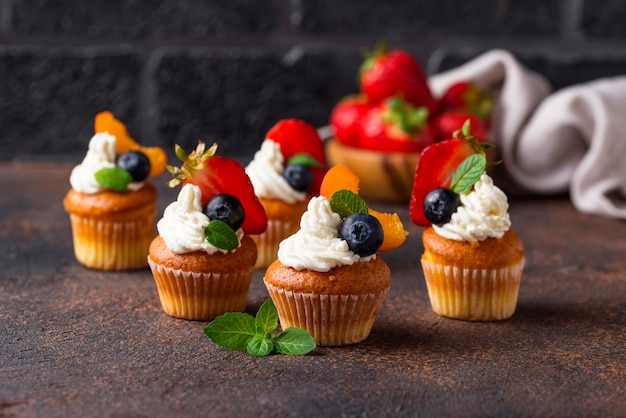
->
[94,167,133,193]
[203,299,316,357]
[329,189,369,219]
[204,219,239,251]
[450,153,486,195]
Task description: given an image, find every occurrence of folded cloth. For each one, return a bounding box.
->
[429,49,626,219]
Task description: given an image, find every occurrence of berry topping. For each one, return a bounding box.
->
[330,94,371,147]
[339,212,384,257]
[168,141,267,235]
[204,194,245,232]
[265,119,327,194]
[423,188,460,225]
[283,165,314,192]
[117,150,151,182]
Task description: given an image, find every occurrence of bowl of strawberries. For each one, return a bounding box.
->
[326,44,492,203]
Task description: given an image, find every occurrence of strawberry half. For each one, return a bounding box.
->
[409,123,489,227]
[359,96,435,153]
[265,119,327,194]
[359,45,439,116]
[330,94,371,148]
[168,142,268,235]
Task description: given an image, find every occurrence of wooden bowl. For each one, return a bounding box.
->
[325,138,420,203]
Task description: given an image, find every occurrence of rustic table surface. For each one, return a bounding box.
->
[1,161,625,418]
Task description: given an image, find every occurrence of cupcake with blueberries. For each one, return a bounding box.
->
[63,111,166,271]
[245,119,327,269]
[409,121,524,321]
[148,141,266,320]
[263,165,407,346]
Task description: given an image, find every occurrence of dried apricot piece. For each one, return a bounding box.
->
[369,209,408,252]
[320,164,360,199]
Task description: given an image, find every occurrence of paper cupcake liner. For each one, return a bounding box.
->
[148,259,254,321]
[264,281,389,346]
[69,211,155,271]
[421,258,525,321]
[251,219,299,269]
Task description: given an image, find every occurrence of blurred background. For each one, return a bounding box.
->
[1,0,625,163]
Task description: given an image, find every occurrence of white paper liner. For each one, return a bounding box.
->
[69,212,155,270]
[252,219,297,269]
[148,259,254,321]
[421,258,525,321]
[264,281,388,346]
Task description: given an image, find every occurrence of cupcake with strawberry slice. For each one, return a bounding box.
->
[245,118,327,268]
[63,111,167,271]
[147,141,267,321]
[410,121,524,321]
[263,165,408,346]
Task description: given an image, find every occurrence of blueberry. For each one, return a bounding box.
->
[339,212,384,257]
[423,187,460,225]
[117,151,151,182]
[283,165,313,192]
[204,194,245,231]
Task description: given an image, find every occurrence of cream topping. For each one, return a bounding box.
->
[70,132,143,194]
[157,184,243,254]
[245,140,306,204]
[277,196,374,272]
[433,173,511,242]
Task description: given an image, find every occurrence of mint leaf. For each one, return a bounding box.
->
[203,312,256,350]
[450,154,486,194]
[255,299,279,335]
[94,167,133,193]
[329,189,369,219]
[247,334,274,357]
[287,153,323,168]
[273,327,317,355]
[204,220,239,251]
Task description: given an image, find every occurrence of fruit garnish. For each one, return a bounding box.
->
[203,220,239,251]
[94,167,133,193]
[167,141,267,235]
[204,299,316,357]
[94,111,166,178]
[409,120,492,227]
[265,119,327,194]
[339,212,384,257]
[440,81,493,120]
[423,188,460,225]
[330,94,371,147]
[433,111,488,143]
[359,43,439,115]
[117,150,151,182]
[320,165,407,252]
[204,194,245,232]
[283,165,314,192]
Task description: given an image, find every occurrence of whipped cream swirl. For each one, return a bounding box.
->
[434,173,511,242]
[70,132,144,194]
[277,196,373,272]
[245,140,306,204]
[157,184,243,254]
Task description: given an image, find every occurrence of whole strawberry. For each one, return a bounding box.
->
[359,45,439,115]
[440,81,493,120]
[168,142,268,235]
[330,94,371,148]
[359,96,436,153]
[433,111,488,143]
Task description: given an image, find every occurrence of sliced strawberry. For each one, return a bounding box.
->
[359,45,439,115]
[433,111,488,143]
[330,94,371,148]
[359,97,435,153]
[168,142,267,235]
[265,119,327,194]
[409,138,478,227]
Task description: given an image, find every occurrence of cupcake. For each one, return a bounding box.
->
[263,165,407,346]
[409,122,524,321]
[245,119,327,268]
[148,141,267,320]
[63,111,166,270]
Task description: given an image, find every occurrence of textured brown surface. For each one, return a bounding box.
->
[1,161,625,417]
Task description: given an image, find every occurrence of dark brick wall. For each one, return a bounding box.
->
[1,0,626,161]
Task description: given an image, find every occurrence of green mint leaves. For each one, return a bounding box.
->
[94,167,133,193]
[286,152,323,168]
[329,189,369,219]
[204,299,316,357]
[204,220,239,251]
[451,153,486,195]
